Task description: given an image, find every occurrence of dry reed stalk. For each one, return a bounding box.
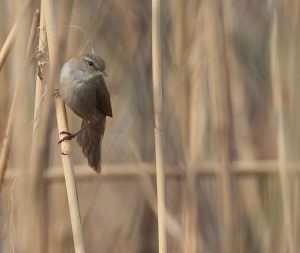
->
[287,1,300,113]
[222,2,271,251]
[32,0,46,134]
[288,1,300,243]
[43,0,86,252]
[181,179,199,253]
[4,160,300,184]
[0,23,16,71]
[5,160,300,184]
[152,0,167,252]
[24,0,68,251]
[203,0,233,252]
[0,9,40,188]
[55,95,86,253]
[270,10,295,253]
[0,1,36,185]
[10,3,44,252]
[11,7,44,253]
[172,0,189,150]
[168,3,200,251]
[0,0,33,71]
[184,3,206,253]
[138,174,182,242]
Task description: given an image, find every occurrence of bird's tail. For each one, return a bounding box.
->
[77,118,106,173]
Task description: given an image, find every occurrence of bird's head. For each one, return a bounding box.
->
[60,54,107,84]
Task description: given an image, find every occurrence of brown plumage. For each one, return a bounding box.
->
[59,54,112,172]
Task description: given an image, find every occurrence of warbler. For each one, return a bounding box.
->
[58,54,112,172]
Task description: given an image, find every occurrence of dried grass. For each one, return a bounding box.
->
[0,0,299,253]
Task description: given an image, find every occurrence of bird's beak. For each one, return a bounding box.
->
[101,71,107,77]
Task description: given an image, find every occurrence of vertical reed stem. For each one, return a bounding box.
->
[270,10,295,253]
[32,0,46,134]
[0,23,16,71]
[204,0,233,252]
[0,9,40,187]
[152,0,167,252]
[55,96,86,253]
[0,0,33,70]
[44,0,86,252]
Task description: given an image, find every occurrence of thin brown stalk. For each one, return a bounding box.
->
[41,1,85,253]
[55,95,86,253]
[204,0,233,252]
[270,10,295,253]
[289,0,300,243]
[43,0,86,252]
[0,9,40,188]
[24,0,67,252]
[10,7,43,253]
[0,0,33,71]
[152,0,167,252]
[32,0,46,134]
[185,3,205,253]
[222,1,271,251]
[4,160,300,184]
[138,174,182,242]
[0,23,16,71]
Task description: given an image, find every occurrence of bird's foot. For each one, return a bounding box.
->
[58,131,77,144]
[60,131,71,135]
[53,88,60,97]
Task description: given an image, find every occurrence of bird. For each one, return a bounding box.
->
[58,54,112,172]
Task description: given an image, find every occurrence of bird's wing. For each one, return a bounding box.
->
[95,76,113,117]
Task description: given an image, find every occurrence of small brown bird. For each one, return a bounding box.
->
[58,54,112,172]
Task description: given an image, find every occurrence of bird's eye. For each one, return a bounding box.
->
[87,60,95,67]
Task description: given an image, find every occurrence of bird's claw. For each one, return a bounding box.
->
[60,131,71,135]
[58,132,77,144]
[53,88,59,97]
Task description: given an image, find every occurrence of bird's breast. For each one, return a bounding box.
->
[59,81,102,121]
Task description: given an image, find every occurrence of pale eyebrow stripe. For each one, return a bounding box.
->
[83,57,93,62]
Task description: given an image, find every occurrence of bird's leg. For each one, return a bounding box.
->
[58,121,92,144]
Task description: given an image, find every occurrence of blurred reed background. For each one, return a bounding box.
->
[0,0,299,253]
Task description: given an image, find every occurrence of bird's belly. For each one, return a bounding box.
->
[59,83,101,121]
